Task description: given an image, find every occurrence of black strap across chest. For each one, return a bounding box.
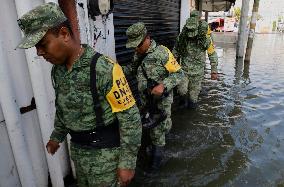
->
[90,52,104,127]
[69,52,121,149]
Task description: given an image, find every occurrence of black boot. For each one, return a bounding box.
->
[178,96,189,109]
[187,99,198,109]
[150,145,164,171]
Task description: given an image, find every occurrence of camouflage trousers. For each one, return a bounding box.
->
[150,93,173,146]
[70,144,120,187]
[177,74,204,103]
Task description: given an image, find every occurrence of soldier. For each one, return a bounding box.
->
[173,10,219,109]
[16,3,142,187]
[125,22,184,170]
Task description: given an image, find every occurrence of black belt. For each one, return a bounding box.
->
[69,119,120,149]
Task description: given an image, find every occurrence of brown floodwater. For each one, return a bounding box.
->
[131,34,284,187]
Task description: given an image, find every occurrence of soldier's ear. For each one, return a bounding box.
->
[59,27,71,42]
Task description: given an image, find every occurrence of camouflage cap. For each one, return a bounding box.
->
[17,2,67,49]
[190,10,200,18]
[185,17,199,37]
[126,22,147,48]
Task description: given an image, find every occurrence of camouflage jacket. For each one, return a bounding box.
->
[172,20,218,76]
[50,44,142,169]
[131,40,184,105]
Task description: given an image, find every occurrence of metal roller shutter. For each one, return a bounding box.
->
[113,0,181,104]
[113,0,181,65]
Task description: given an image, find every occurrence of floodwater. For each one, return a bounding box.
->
[131,34,284,187]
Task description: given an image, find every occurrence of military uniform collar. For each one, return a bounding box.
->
[145,39,157,54]
[72,44,94,70]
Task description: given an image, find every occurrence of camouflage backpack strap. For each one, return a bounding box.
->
[90,52,105,126]
[68,53,121,149]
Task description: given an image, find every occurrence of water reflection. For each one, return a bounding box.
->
[131,34,284,187]
[242,60,251,85]
[234,57,243,85]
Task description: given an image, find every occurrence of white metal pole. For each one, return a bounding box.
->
[236,0,250,58]
[199,0,203,18]
[180,0,190,32]
[14,0,65,187]
[244,0,260,62]
[0,39,37,187]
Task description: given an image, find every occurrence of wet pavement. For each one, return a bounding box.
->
[131,34,284,187]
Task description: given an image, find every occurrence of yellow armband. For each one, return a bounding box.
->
[106,58,136,113]
[207,25,212,36]
[162,45,181,73]
[207,41,215,55]
[206,26,215,55]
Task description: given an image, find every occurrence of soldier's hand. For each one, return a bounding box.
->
[211,72,218,80]
[46,140,60,155]
[117,168,135,186]
[151,83,165,96]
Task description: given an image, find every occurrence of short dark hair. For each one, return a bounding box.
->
[49,20,73,36]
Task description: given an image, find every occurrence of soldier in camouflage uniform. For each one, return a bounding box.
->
[17,3,142,187]
[125,22,184,169]
[173,10,218,109]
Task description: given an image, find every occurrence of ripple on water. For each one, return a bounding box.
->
[132,34,284,187]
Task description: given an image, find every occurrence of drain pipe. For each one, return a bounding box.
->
[14,0,65,187]
[0,38,37,187]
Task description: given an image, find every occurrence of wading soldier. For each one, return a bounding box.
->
[125,22,184,170]
[173,10,218,109]
[17,3,142,187]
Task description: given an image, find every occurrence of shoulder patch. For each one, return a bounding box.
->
[106,60,136,113]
